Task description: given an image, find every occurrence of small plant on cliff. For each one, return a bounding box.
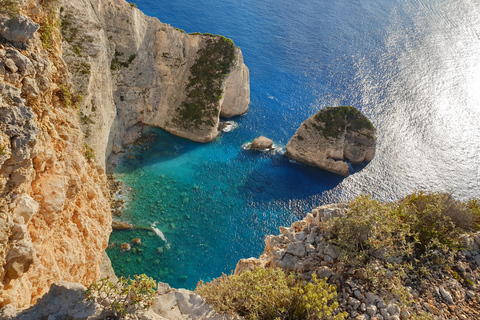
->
[196,267,347,320]
[86,274,157,319]
[0,0,19,18]
[57,85,83,108]
[39,10,61,50]
[83,143,95,160]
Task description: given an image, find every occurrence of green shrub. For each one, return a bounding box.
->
[83,143,95,160]
[0,0,19,18]
[0,145,5,155]
[129,2,137,8]
[57,85,83,108]
[86,274,156,319]
[196,268,346,320]
[398,191,480,254]
[323,192,479,302]
[311,106,375,139]
[39,10,60,50]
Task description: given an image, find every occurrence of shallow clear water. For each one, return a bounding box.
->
[107,0,480,289]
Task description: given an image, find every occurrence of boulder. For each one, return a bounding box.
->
[0,14,39,44]
[285,106,376,176]
[250,136,273,150]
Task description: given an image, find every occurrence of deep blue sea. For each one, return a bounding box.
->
[107,0,480,289]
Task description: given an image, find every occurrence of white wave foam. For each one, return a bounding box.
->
[221,121,239,132]
[151,222,171,249]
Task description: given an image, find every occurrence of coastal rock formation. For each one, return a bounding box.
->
[249,136,273,150]
[236,202,480,320]
[1,281,239,320]
[1,0,250,311]
[57,0,250,165]
[0,3,111,308]
[285,106,376,176]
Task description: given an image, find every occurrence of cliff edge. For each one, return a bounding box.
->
[58,0,250,165]
[285,106,376,176]
[0,0,111,308]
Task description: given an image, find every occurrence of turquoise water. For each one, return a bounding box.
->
[107,0,480,289]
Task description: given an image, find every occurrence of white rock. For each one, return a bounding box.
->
[439,286,454,304]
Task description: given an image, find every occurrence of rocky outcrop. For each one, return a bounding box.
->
[0,3,111,308]
[0,281,239,320]
[249,136,273,150]
[236,203,480,320]
[57,0,250,165]
[286,106,376,176]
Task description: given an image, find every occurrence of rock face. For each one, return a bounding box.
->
[0,2,112,308]
[1,281,239,320]
[286,106,376,176]
[249,136,273,150]
[57,0,250,165]
[0,0,250,310]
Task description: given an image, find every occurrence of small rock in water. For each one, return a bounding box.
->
[121,243,131,251]
[250,136,273,150]
[132,238,141,244]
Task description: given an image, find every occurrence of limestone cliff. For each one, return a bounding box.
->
[0,0,250,310]
[286,106,376,176]
[57,0,250,165]
[0,1,111,308]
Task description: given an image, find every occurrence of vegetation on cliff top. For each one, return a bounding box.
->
[310,106,375,139]
[196,267,347,320]
[323,191,480,304]
[86,274,156,319]
[173,35,236,129]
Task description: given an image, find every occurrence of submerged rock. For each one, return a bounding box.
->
[250,136,273,150]
[285,106,376,176]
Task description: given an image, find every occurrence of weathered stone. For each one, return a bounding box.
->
[285,106,376,176]
[3,59,17,73]
[4,241,35,280]
[324,244,340,259]
[349,297,361,310]
[0,14,39,44]
[439,286,454,304]
[120,243,131,251]
[250,136,273,150]
[286,241,306,257]
[234,257,264,275]
[367,305,377,317]
[6,49,35,76]
[377,300,387,309]
[400,307,410,319]
[316,266,334,280]
[424,303,439,315]
[13,194,39,224]
[387,304,400,316]
[22,77,39,98]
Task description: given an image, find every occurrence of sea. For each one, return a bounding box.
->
[106,0,480,290]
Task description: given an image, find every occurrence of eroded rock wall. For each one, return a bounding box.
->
[58,0,249,165]
[0,2,111,308]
